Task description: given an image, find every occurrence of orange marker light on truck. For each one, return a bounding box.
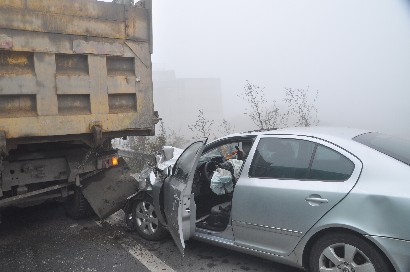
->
[112,156,119,166]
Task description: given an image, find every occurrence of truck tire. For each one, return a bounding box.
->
[64,187,95,219]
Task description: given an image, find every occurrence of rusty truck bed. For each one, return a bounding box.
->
[0,0,157,148]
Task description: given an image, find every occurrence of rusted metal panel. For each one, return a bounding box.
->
[0,184,68,208]
[81,158,138,219]
[34,53,58,116]
[0,95,37,118]
[0,75,37,95]
[107,56,135,76]
[26,0,126,21]
[56,76,91,95]
[0,113,152,139]
[55,54,89,75]
[0,0,156,142]
[135,47,154,127]
[108,94,137,114]
[57,94,91,115]
[1,29,140,57]
[2,157,68,186]
[73,40,124,56]
[0,10,126,39]
[125,41,151,68]
[88,55,109,115]
[0,34,13,50]
[0,51,34,75]
[0,0,152,42]
[0,0,24,9]
[126,7,150,42]
[107,76,136,94]
[0,30,139,58]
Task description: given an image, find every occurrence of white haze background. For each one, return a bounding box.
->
[106,0,410,137]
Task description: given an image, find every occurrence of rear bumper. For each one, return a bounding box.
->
[371,236,410,272]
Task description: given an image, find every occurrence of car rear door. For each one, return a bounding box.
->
[232,135,362,256]
[163,140,206,255]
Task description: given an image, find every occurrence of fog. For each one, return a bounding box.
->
[102,0,410,137]
[151,0,410,137]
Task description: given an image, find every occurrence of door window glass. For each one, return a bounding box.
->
[172,141,203,184]
[308,145,354,181]
[249,138,315,179]
[201,140,254,162]
[202,142,238,160]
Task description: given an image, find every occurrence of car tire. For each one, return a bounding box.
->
[64,187,95,219]
[124,201,137,231]
[309,232,393,272]
[133,196,167,241]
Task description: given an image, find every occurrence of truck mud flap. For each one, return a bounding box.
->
[81,158,138,219]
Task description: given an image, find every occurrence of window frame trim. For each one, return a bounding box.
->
[247,135,359,183]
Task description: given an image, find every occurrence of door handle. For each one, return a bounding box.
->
[305,194,329,206]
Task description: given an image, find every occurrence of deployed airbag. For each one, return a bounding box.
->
[210,168,234,195]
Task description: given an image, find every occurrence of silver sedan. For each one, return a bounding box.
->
[130,127,410,272]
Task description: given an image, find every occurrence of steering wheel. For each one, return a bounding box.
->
[203,161,217,181]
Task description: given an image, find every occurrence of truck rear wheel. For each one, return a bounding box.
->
[64,187,95,219]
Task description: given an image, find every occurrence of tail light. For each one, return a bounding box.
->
[97,154,120,169]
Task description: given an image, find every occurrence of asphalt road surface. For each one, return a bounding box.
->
[0,203,304,272]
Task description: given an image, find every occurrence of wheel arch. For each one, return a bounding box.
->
[123,191,152,214]
[301,226,395,271]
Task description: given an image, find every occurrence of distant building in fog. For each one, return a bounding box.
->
[153,70,223,137]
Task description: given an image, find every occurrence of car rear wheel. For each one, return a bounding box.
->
[133,197,167,241]
[309,232,393,272]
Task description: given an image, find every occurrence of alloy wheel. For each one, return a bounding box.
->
[319,243,376,272]
[135,200,159,235]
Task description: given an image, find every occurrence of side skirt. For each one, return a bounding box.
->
[193,228,302,269]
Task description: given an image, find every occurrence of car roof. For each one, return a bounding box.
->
[220,126,372,142]
[269,126,371,139]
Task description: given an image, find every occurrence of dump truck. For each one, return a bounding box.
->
[0,0,157,219]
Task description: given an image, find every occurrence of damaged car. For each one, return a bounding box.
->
[126,127,410,272]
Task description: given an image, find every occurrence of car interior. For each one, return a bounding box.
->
[192,139,254,232]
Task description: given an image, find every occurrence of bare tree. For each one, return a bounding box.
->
[219,119,236,136]
[283,87,319,127]
[239,80,283,130]
[146,121,167,154]
[188,109,214,140]
[124,121,166,171]
[166,128,189,149]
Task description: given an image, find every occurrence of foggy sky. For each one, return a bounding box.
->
[101,0,410,136]
[152,0,410,137]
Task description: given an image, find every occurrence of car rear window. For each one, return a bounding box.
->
[308,145,354,181]
[354,132,410,166]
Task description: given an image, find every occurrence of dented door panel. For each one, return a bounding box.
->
[163,141,206,255]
